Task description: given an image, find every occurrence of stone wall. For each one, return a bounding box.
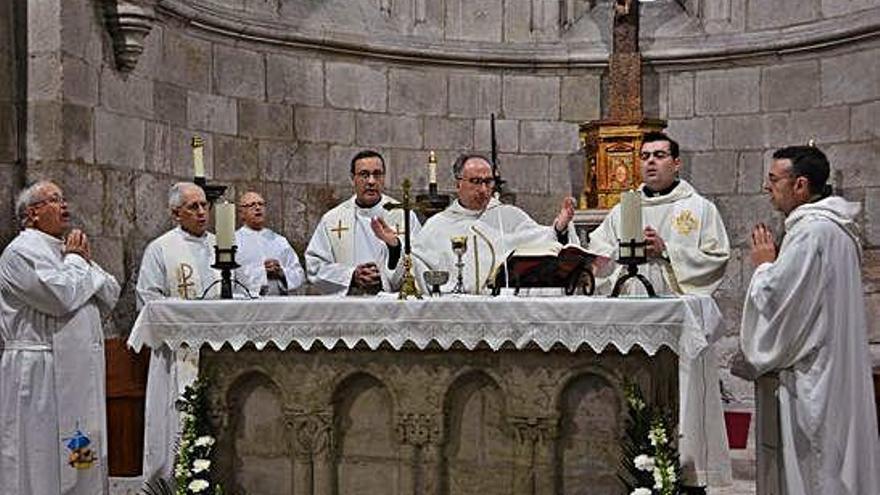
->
[2,0,879,391]
[0,0,21,248]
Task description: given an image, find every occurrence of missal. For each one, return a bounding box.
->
[488,243,596,296]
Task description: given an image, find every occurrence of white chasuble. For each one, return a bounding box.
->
[0,228,120,495]
[305,195,421,295]
[235,226,305,295]
[587,179,730,296]
[741,197,880,495]
[587,179,732,487]
[407,198,576,295]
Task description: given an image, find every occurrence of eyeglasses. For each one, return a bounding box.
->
[354,170,385,180]
[239,201,265,209]
[180,200,209,212]
[639,150,672,161]
[457,176,496,187]
[30,195,66,208]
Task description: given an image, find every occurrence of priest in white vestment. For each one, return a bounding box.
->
[383,153,575,294]
[1,181,120,495]
[235,191,304,296]
[739,145,880,495]
[305,150,421,295]
[135,182,218,481]
[586,132,732,487]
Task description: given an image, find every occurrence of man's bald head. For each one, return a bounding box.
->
[238,191,266,230]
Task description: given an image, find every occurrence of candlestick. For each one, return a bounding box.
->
[192,135,205,178]
[214,202,235,260]
[619,190,644,258]
[428,150,437,185]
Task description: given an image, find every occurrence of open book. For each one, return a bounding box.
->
[488,243,596,296]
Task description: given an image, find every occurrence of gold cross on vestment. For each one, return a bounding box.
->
[330,219,349,239]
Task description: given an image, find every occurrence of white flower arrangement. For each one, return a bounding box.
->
[173,381,223,495]
[620,380,682,495]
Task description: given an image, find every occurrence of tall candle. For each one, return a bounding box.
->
[192,136,205,178]
[215,202,235,250]
[619,190,644,257]
[428,150,437,185]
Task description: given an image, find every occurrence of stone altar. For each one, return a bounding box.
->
[129,295,724,494]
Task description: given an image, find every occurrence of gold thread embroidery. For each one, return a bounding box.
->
[672,210,699,235]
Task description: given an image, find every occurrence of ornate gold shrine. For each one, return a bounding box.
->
[574,1,667,214]
[578,119,666,210]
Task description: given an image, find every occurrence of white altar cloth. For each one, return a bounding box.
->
[128,294,726,484]
[129,294,721,357]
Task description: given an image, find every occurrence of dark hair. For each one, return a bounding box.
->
[452,153,492,178]
[642,132,679,158]
[350,150,386,175]
[772,145,832,197]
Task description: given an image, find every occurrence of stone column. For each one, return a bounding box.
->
[289,410,333,495]
[509,416,558,495]
[396,412,441,495]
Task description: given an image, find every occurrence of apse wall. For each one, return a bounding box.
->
[6,0,880,384]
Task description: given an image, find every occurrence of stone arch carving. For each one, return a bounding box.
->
[440,370,515,495]
[554,370,625,495]
[221,370,291,495]
[332,372,400,495]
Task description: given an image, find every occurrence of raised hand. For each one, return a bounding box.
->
[554,196,576,232]
[370,217,400,247]
[750,223,777,266]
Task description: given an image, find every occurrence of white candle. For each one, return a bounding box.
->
[192,136,205,178]
[428,150,437,185]
[215,202,235,250]
[619,190,644,257]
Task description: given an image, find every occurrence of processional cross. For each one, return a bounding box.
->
[384,179,421,300]
[610,0,642,122]
[580,0,664,210]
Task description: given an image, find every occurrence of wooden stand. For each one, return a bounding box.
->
[105,337,150,476]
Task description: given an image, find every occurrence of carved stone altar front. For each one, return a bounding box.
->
[201,346,677,495]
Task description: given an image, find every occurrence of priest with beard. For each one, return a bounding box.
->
[376,153,576,295]
[1,180,120,495]
[305,150,421,295]
[586,132,732,488]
